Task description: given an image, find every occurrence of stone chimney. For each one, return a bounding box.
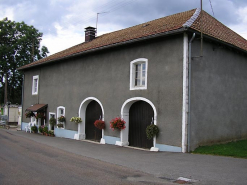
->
[85,26,96,42]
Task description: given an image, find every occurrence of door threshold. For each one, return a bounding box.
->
[123,145,150,151]
[81,139,101,144]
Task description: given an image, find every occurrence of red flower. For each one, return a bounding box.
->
[110,117,126,130]
[94,120,105,130]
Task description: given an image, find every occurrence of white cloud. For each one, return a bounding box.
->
[238,7,247,23]
[0,6,14,20]
[41,22,84,55]
[229,6,247,39]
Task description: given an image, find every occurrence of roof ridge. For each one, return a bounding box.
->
[183,8,201,28]
[96,9,197,37]
[19,8,247,71]
[202,10,247,41]
[190,10,247,51]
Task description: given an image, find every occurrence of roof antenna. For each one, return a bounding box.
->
[96,12,109,36]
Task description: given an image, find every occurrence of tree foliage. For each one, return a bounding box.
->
[0,17,49,105]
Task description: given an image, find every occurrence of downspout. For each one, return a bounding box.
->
[188,33,196,152]
[21,74,25,130]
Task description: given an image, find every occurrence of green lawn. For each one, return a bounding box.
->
[192,139,247,158]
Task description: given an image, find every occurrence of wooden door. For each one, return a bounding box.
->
[85,100,102,141]
[129,101,154,149]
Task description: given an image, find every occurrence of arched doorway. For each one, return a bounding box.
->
[129,101,153,149]
[76,97,105,143]
[117,97,159,151]
[85,100,102,141]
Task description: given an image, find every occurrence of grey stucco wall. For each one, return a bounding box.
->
[22,35,184,147]
[190,39,247,150]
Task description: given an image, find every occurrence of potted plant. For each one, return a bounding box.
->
[31,125,38,133]
[43,126,48,135]
[94,120,105,130]
[25,111,35,118]
[70,117,82,124]
[146,124,159,140]
[39,125,44,134]
[110,117,126,131]
[36,112,45,119]
[48,130,55,137]
[58,116,65,123]
[57,123,64,128]
[49,117,56,130]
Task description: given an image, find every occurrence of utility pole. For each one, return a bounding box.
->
[4,73,7,105]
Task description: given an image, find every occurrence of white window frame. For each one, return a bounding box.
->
[130,58,148,90]
[49,112,56,130]
[32,75,39,95]
[57,106,65,128]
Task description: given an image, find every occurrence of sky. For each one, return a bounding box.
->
[0,0,247,55]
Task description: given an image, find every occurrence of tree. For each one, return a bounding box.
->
[0,17,49,105]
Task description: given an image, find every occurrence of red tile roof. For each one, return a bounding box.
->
[18,9,247,70]
[191,10,247,52]
[26,104,48,112]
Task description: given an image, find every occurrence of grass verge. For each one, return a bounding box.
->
[192,139,247,158]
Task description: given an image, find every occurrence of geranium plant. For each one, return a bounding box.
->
[110,117,126,130]
[70,117,82,124]
[146,124,159,140]
[25,111,35,118]
[94,120,105,130]
[36,112,45,119]
[58,116,65,123]
[39,125,48,134]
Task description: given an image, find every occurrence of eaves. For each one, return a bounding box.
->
[18,27,187,71]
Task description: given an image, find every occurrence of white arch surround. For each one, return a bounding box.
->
[74,97,105,144]
[116,97,159,151]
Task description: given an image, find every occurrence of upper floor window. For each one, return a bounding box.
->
[130,58,148,90]
[32,75,39,95]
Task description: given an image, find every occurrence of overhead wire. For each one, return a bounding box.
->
[208,0,215,17]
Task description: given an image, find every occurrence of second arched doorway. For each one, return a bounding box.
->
[85,100,102,141]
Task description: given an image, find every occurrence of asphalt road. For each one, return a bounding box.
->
[1,128,247,185]
[0,129,173,185]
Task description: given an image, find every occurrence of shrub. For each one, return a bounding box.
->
[94,120,105,130]
[146,124,159,140]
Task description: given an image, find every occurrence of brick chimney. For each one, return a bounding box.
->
[85,26,96,42]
